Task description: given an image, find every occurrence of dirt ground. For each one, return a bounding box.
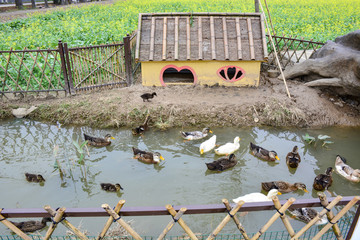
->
[2,73,360,129]
[1,5,360,129]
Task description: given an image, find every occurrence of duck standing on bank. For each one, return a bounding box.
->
[250,142,279,161]
[205,154,237,171]
[83,133,115,147]
[132,115,151,135]
[313,167,334,191]
[286,146,301,168]
[335,155,360,183]
[214,136,240,155]
[141,92,157,102]
[181,127,212,141]
[261,181,308,193]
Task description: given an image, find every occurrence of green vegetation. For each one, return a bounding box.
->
[0,0,359,50]
[302,133,334,147]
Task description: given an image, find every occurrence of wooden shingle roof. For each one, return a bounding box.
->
[135,12,268,62]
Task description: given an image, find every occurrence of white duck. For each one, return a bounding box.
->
[214,136,240,155]
[335,155,360,183]
[199,135,217,154]
[232,189,282,203]
[180,127,212,141]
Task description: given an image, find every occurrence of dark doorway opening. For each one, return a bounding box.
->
[162,67,195,84]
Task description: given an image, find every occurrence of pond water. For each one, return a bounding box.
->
[1,119,360,236]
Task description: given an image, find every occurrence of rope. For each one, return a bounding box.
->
[0,217,6,222]
[172,215,178,223]
[275,207,284,216]
[320,203,331,212]
[330,220,339,225]
[113,215,121,222]
[51,217,65,226]
[226,209,234,218]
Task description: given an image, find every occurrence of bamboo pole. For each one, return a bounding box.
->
[259,13,268,59]
[313,196,360,240]
[158,207,187,240]
[186,17,191,60]
[135,13,142,61]
[167,205,198,240]
[251,197,295,240]
[235,18,242,60]
[258,0,291,98]
[102,203,142,240]
[247,18,255,60]
[149,16,156,61]
[222,199,249,240]
[0,209,31,240]
[174,16,179,60]
[272,196,295,237]
[162,17,167,60]
[44,205,88,240]
[97,200,126,240]
[198,17,203,60]
[210,16,216,60]
[263,0,276,36]
[207,200,245,240]
[318,192,344,240]
[291,195,343,240]
[222,17,229,60]
[44,207,66,240]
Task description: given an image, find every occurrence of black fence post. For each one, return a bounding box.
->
[63,43,76,95]
[58,40,70,95]
[123,34,133,86]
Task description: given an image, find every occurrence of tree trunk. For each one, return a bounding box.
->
[31,0,36,9]
[15,0,24,10]
[44,0,49,8]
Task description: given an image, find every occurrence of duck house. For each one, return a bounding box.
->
[135,12,268,87]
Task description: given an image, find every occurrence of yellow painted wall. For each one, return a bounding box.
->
[141,61,262,87]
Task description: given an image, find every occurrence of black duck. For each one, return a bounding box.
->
[261,181,308,193]
[10,217,52,232]
[206,154,237,171]
[100,183,123,192]
[25,173,45,182]
[141,92,157,102]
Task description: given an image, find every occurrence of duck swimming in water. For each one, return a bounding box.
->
[84,133,115,147]
[286,146,301,168]
[205,154,237,171]
[10,217,52,232]
[25,173,45,182]
[250,142,279,161]
[100,183,123,192]
[313,167,334,191]
[180,128,212,141]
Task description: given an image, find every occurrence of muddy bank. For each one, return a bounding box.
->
[1,76,360,129]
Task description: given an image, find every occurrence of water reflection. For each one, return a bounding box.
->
[1,119,360,235]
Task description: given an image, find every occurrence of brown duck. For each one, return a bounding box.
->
[261,181,308,193]
[141,92,157,102]
[25,173,45,182]
[84,133,115,146]
[100,183,123,192]
[132,147,164,164]
[286,146,301,168]
[250,142,280,161]
[10,217,52,232]
[313,167,334,191]
[206,154,237,171]
[132,115,150,135]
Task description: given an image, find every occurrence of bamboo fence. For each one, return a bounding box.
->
[0,195,358,239]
